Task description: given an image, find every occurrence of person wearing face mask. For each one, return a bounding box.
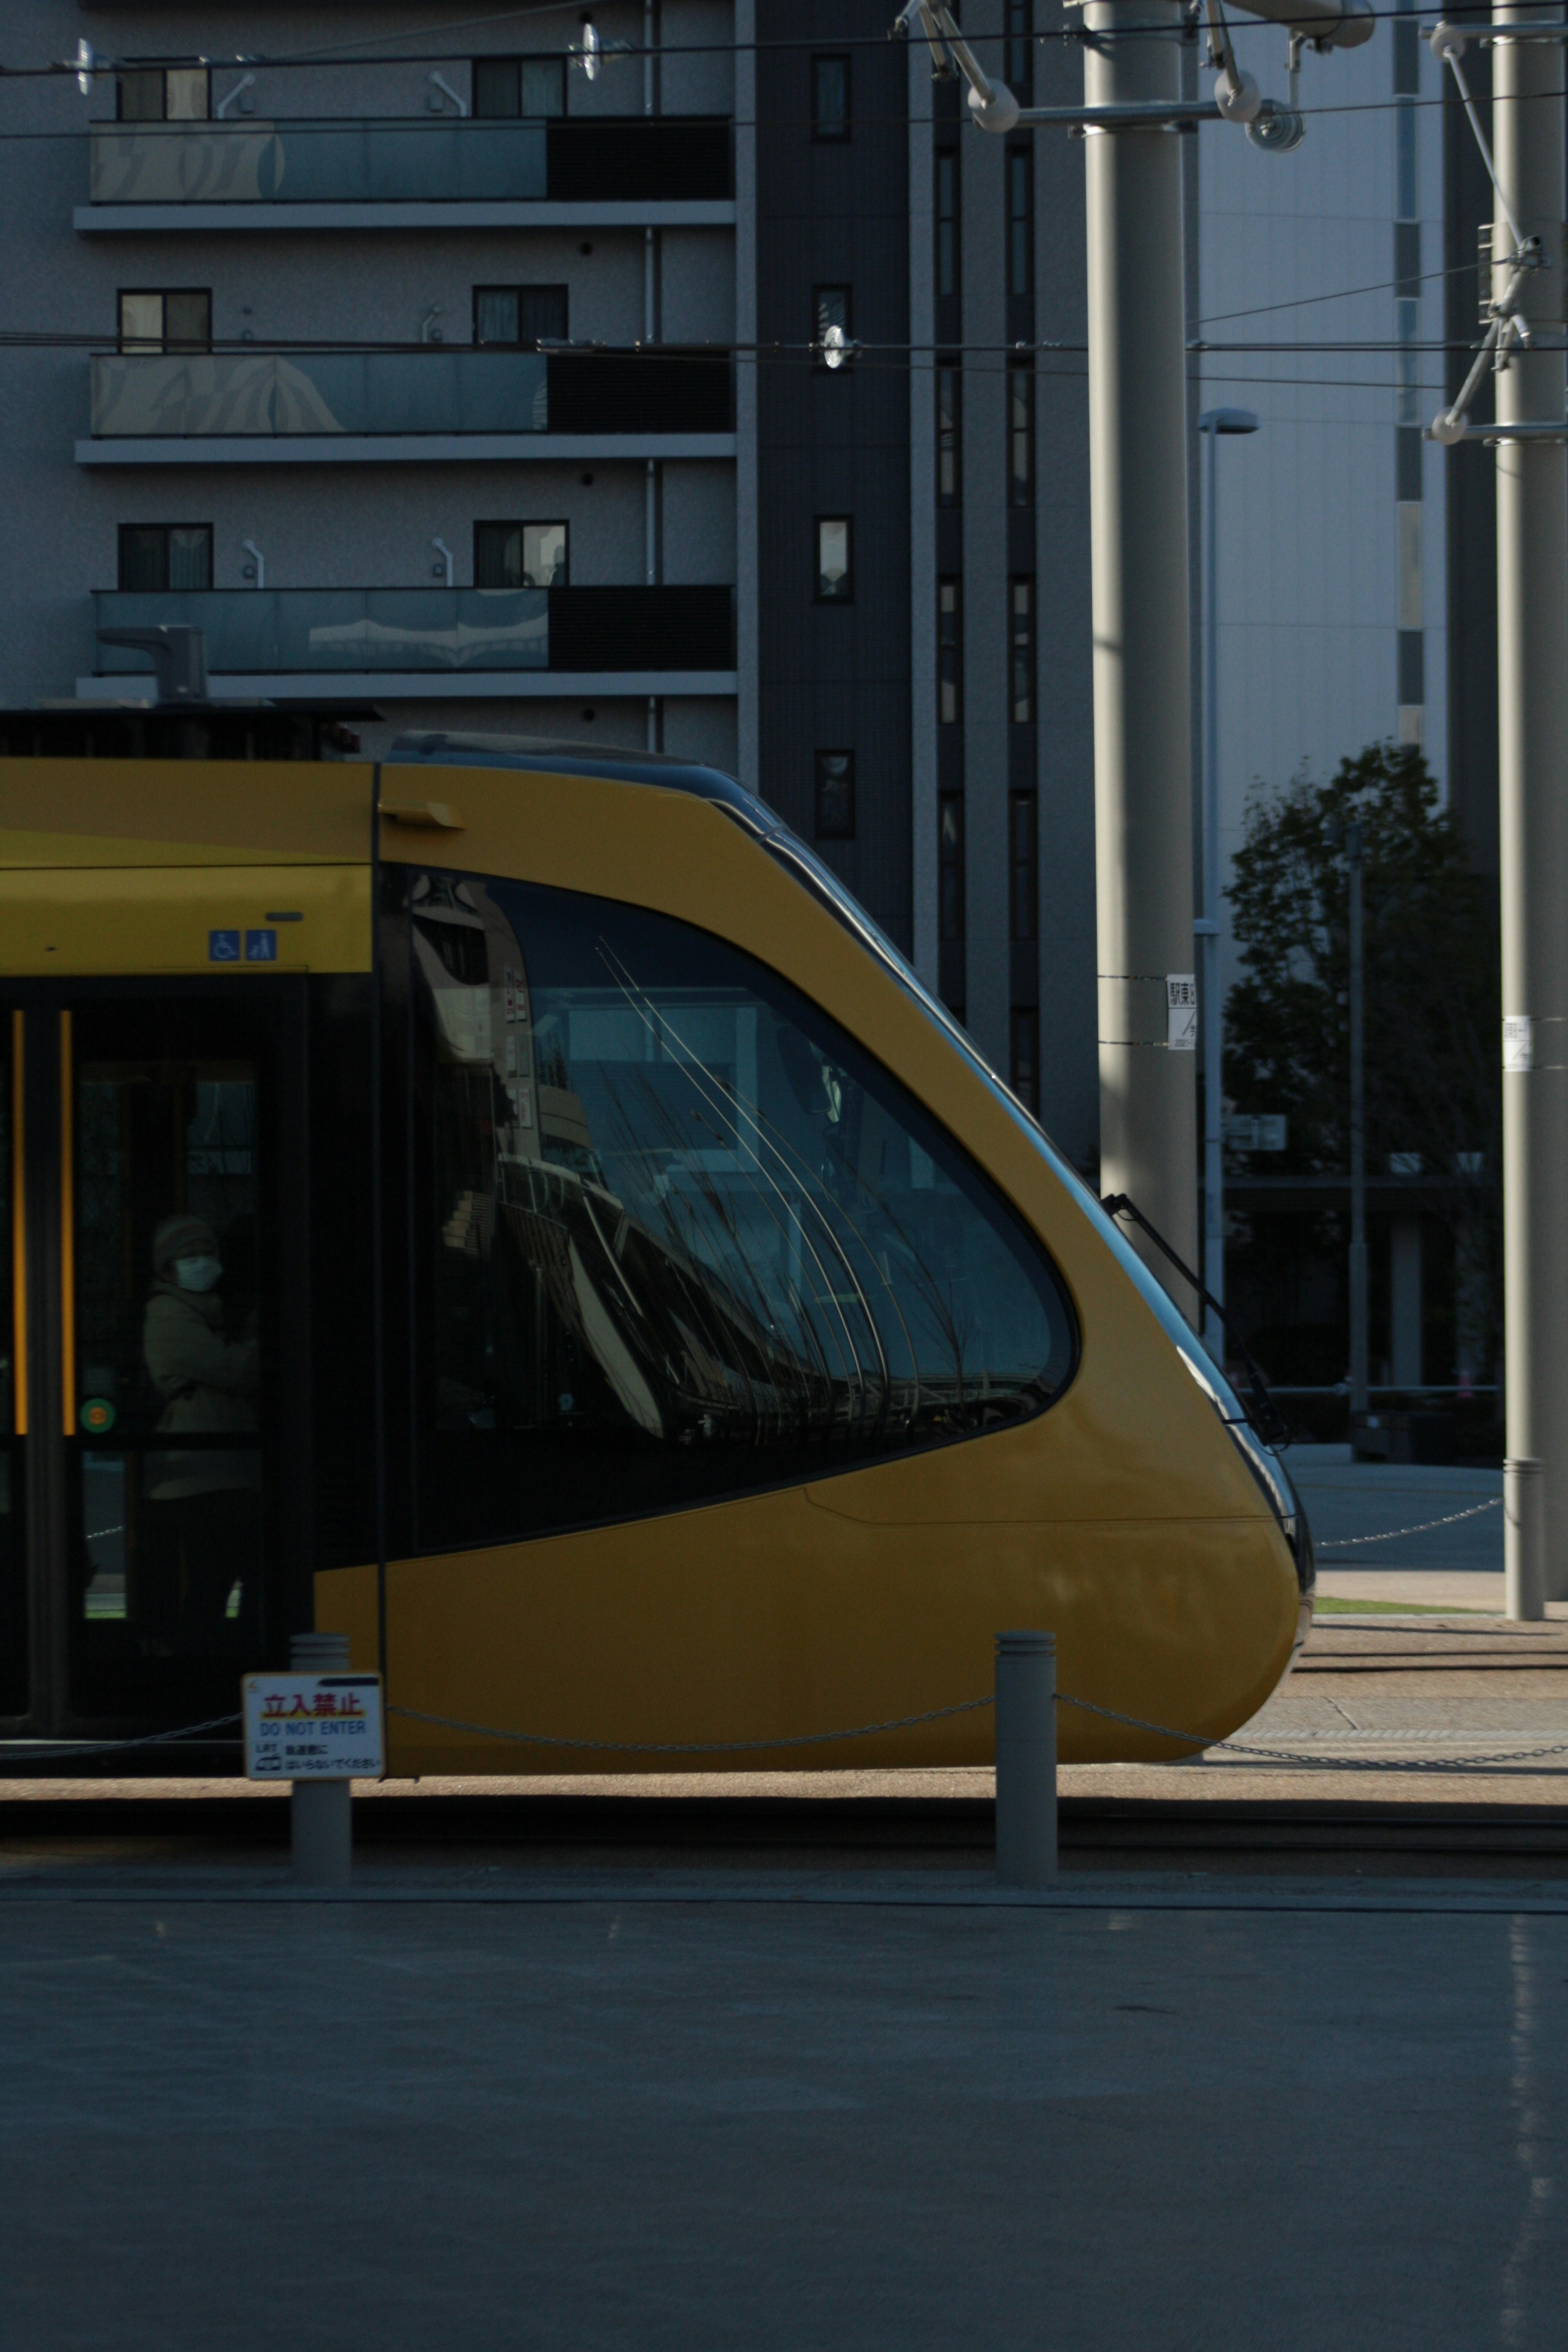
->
[142,1214,261,1654]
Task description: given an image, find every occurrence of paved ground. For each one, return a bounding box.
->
[6,1461,1567,2348]
[1287,1442,1519,1612]
[4,1877,1567,2350]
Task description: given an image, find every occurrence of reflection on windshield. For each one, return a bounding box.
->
[412,872,1077,1547]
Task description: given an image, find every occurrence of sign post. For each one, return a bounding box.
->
[244,1632,383,1887]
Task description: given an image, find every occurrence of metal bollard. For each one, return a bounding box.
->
[290,1631,353,1887]
[1506,1459,1546,1624]
[995,1630,1057,1887]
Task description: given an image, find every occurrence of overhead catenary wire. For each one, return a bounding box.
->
[0,0,1546,76]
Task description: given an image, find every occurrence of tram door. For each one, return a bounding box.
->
[1,988,309,1741]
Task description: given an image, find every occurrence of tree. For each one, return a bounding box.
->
[1223,742,1500,1378]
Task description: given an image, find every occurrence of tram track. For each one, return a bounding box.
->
[0,1788,1567,1879]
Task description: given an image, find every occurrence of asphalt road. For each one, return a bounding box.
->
[3,1884,1566,2350]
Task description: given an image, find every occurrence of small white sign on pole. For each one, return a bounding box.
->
[1166,973,1198,1052]
[243,1674,384,1781]
[1504,1014,1535,1073]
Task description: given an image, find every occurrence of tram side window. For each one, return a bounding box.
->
[409,871,1077,1551]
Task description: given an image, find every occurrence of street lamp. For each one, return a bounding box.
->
[1325,814,1368,1433]
[1196,406,1258,1361]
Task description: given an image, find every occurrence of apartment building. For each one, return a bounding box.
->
[0,0,1098,1167]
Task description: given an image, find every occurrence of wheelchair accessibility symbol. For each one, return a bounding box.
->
[208,930,241,962]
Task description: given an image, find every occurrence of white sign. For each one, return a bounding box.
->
[1166,973,1198,1052]
[1226,1113,1287,1152]
[1504,1015,1534,1073]
[243,1674,384,1781]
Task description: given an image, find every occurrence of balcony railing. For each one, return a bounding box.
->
[87,118,733,207]
[89,349,733,440]
[92,587,736,675]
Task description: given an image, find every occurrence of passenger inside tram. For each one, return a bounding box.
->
[140,1212,261,1654]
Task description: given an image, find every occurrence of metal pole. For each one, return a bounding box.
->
[1196,407,1256,1357]
[1348,826,1368,1424]
[994,1630,1057,1886]
[1506,1454,1546,1619]
[1495,0,1568,1603]
[1201,420,1224,1354]
[290,1632,353,1888]
[1085,0,1199,1316]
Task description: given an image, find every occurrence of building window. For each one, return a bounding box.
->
[816,518,853,601]
[118,290,211,355]
[938,793,966,942]
[814,751,856,840]
[1009,577,1035,724]
[1007,146,1033,299]
[938,577,962,724]
[472,56,567,117]
[474,521,568,588]
[937,360,961,507]
[117,67,209,122]
[813,56,851,140]
[1009,361,1034,506]
[1005,0,1034,99]
[117,524,213,593]
[935,150,960,302]
[1009,790,1038,941]
[474,285,569,346]
[1010,1007,1040,1113]
[814,285,853,368]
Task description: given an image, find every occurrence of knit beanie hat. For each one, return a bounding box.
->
[151,1214,220,1274]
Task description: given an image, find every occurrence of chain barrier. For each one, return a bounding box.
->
[3,1658,1562,1781]
[1054,1690,1568,1774]
[1314,1494,1504,1548]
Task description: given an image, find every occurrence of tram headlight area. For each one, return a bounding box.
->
[0,705,1305,1771]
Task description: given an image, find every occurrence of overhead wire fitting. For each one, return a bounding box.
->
[1425,19,1555,446]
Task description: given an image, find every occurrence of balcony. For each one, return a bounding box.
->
[85,587,737,700]
[79,349,736,467]
[76,117,734,233]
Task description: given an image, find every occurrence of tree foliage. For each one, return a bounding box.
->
[1224,743,1500,1368]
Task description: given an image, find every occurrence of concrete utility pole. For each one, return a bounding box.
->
[895,0,1370,1322]
[1494,1,1568,1607]
[1085,0,1199,1309]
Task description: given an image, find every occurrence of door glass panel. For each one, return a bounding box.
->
[0,1015,22,1716]
[73,1043,265,1702]
[410,873,1077,1550]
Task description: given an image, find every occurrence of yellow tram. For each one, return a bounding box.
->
[0,707,1310,1772]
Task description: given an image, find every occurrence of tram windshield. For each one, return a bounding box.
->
[409,871,1076,1550]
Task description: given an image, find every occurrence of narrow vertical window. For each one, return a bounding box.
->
[814,285,853,368]
[1009,576,1034,724]
[938,577,962,724]
[1396,100,1417,221]
[814,751,856,840]
[938,793,966,942]
[1009,361,1034,506]
[1009,790,1038,941]
[816,517,853,601]
[813,56,851,140]
[935,149,960,303]
[1005,0,1034,100]
[1007,145,1033,299]
[937,360,961,507]
[1009,1007,1040,1113]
